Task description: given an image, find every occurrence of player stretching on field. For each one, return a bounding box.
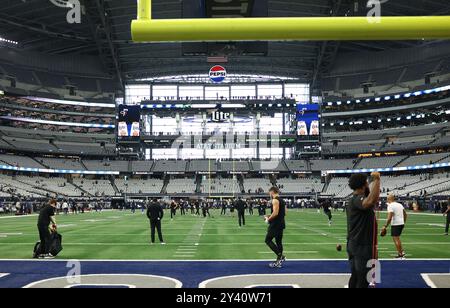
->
[264,187,286,268]
[381,194,407,259]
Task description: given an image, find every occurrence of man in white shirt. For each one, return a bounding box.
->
[62,201,69,215]
[56,201,61,215]
[381,194,407,259]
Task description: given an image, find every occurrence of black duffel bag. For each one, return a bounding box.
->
[32,232,63,258]
[49,232,63,257]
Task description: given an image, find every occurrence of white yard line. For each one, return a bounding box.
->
[405,212,450,217]
[173,218,206,258]
[416,223,446,227]
[258,251,319,254]
[12,232,446,236]
[0,214,38,219]
[0,233,23,238]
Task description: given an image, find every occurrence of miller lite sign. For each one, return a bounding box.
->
[211,111,230,122]
[209,65,227,83]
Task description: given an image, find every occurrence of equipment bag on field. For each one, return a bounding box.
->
[32,232,63,258]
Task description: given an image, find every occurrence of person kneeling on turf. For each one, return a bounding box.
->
[37,199,58,259]
[381,194,407,259]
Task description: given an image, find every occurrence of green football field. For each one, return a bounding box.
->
[0,209,448,260]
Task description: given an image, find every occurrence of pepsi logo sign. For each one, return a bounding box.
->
[209,65,227,83]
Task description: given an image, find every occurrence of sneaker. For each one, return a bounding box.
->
[395,253,406,260]
[278,255,286,265]
[161,242,166,245]
[269,261,282,268]
[39,253,55,259]
[328,221,332,226]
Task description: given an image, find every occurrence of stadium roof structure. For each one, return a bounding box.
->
[1,0,450,91]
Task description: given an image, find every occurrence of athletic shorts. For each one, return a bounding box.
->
[391,225,404,237]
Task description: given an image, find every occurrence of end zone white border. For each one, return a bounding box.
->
[420,273,450,289]
[199,273,350,288]
[245,284,301,288]
[65,283,136,288]
[23,274,183,288]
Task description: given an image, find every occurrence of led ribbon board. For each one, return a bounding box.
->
[0,164,119,175]
[132,0,450,42]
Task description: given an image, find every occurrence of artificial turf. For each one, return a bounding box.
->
[0,209,448,260]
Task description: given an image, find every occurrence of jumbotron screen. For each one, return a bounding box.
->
[297,104,320,136]
[117,105,140,140]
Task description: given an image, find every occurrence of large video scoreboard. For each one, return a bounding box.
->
[297,104,320,136]
[117,100,320,158]
[117,105,141,143]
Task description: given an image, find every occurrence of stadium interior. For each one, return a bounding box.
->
[0,0,449,289]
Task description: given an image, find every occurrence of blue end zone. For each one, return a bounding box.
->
[0,260,449,288]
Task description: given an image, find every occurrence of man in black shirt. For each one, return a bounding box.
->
[195,201,200,216]
[170,201,177,220]
[180,200,186,216]
[444,202,449,236]
[248,201,254,216]
[264,187,286,268]
[146,199,165,245]
[346,172,381,288]
[220,201,227,215]
[229,202,235,217]
[37,199,57,258]
[201,202,211,218]
[235,197,246,227]
[320,199,333,226]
